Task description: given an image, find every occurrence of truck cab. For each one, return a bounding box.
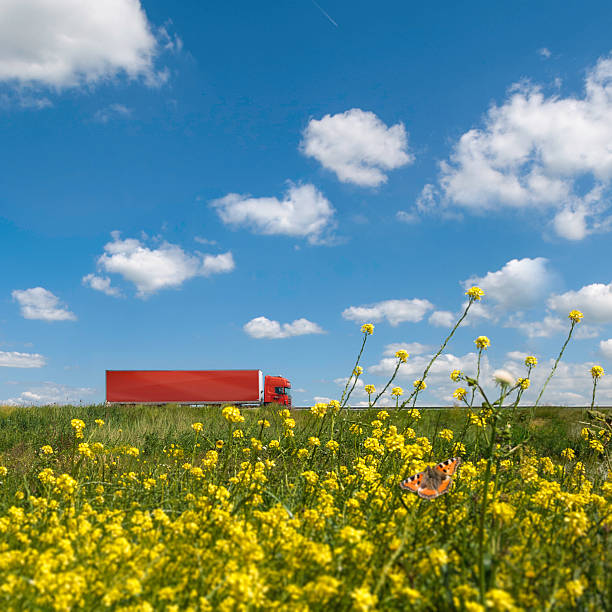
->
[264,375,292,406]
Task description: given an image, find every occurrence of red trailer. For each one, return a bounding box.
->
[105,370,291,406]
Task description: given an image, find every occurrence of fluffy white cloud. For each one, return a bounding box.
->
[428,310,456,327]
[382,342,432,356]
[505,315,566,338]
[600,339,612,359]
[82,273,121,297]
[0,351,46,368]
[342,298,433,326]
[12,287,76,321]
[300,108,413,186]
[2,382,95,406]
[431,54,612,239]
[548,282,612,323]
[89,232,235,297]
[464,257,554,310]
[201,252,236,276]
[244,316,325,339]
[0,0,164,89]
[211,183,336,244]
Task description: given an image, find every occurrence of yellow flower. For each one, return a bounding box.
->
[215,440,224,449]
[453,388,467,401]
[297,448,309,459]
[70,418,85,438]
[360,323,374,335]
[301,470,319,485]
[257,418,271,427]
[353,366,364,376]
[591,365,605,379]
[308,436,321,447]
[589,439,604,453]
[222,405,245,423]
[95,418,105,427]
[326,440,339,453]
[517,377,530,389]
[450,369,462,382]
[364,384,376,395]
[40,445,54,455]
[328,399,341,413]
[525,355,538,367]
[0,466,8,477]
[465,286,484,301]
[232,429,244,439]
[561,448,575,461]
[395,349,409,363]
[351,587,377,612]
[311,402,328,417]
[191,422,204,433]
[568,310,583,323]
[268,439,280,449]
[474,336,490,350]
[485,588,517,611]
[391,386,403,397]
[413,379,426,391]
[438,429,453,441]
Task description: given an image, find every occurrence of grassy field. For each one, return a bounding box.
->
[0,402,610,611]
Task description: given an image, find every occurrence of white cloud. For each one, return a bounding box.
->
[82,273,121,297]
[396,210,419,224]
[0,0,164,89]
[12,287,76,321]
[0,351,46,368]
[342,298,433,326]
[382,342,433,356]
[600,339,612,360]
[464,257,554,310]
[89,232,235,297]
[211,183,336,245]
[538,47,552,59]
[300,108,413,186]
[505,315,566,338]
[244,316,325,339]
[548,282,612,323]
[201,252,236,276]
[428,310,456,327]
[93,104,132,123]
[2,382,95,406]
[431,54,612,239]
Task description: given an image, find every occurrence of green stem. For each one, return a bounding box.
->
[372,360,402,407]
[400,299,476,409]
[340,334,368,408]
[532,322,576,415]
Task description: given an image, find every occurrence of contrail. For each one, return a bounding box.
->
[310,0,338,27]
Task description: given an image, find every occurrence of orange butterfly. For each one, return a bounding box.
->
[399,457,462,500]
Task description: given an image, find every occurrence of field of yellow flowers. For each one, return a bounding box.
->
[0,288,610,611]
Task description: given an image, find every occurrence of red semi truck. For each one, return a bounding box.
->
[105,370,291,406]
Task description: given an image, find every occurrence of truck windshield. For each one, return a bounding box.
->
[275,387,291,396]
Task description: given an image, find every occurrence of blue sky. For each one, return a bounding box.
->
[2,0,612,406]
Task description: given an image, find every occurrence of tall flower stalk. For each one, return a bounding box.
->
[340,324,373,408]
[399,287,484,409]
[530,310,583,422]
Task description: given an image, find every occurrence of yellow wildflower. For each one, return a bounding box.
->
[568,310,583,323]
[413,379,426,391]
[361,323,374,335]
[474,336,490,350]
[465,286,484,301]
[395,349,409,362]
[591,365,604,379]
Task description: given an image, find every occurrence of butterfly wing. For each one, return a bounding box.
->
[417,474,452,500]
[432,457,462,477]
[399,470,424,494]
